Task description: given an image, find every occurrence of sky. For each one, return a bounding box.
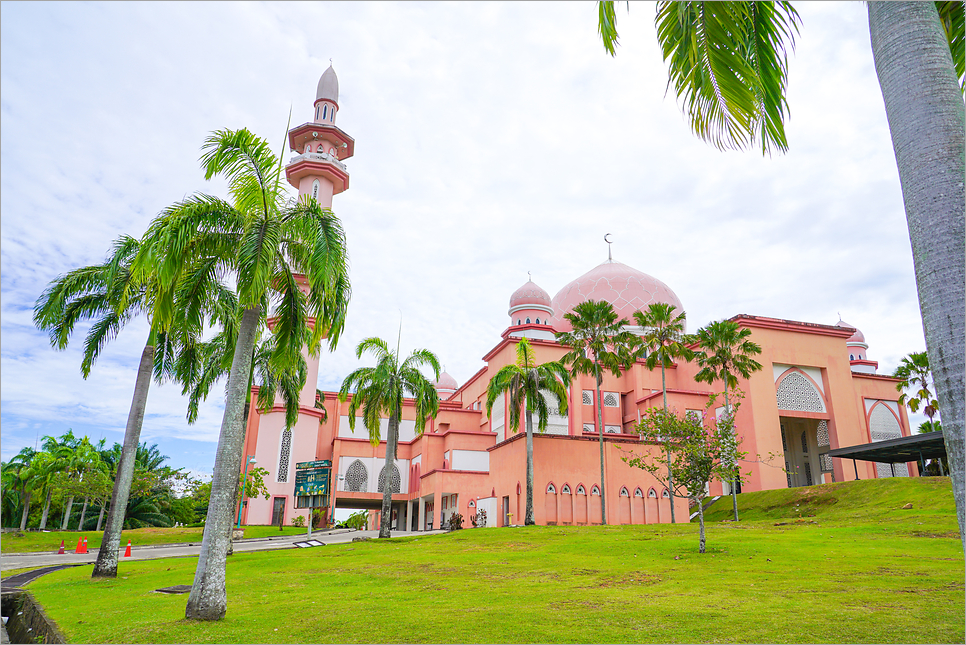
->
[1,2,929,481]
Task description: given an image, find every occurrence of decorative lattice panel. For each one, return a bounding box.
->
[345,459,368,492]
[816,420,829,447]
[603,392,619,408]
[776,372,826,412]
[377,463,401,493]
[583,423,595,433]
[277,429,292,483]
[780,425,788,452]
[870,404,908,478]
[801,431,809,454]
[804,462,813,486]
[582,390,593,405]
[605,425,621,434]
[540,389,569,435]
[561,484,571,494]
[820,453,834,472]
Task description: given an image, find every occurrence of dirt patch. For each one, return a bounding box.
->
[580,571,661,589]
[549,599,603,610]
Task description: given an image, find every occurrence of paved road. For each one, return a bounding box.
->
[0,529,446,574]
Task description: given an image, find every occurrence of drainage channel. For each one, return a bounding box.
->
[1,566,77,644]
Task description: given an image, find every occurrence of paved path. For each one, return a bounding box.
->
[0,529,446,575]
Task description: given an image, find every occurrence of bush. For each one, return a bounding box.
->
[291,515,306,528]
[448,512,463,530]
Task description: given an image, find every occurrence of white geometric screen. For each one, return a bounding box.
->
[345,459,368,492]
[604,425,621,434]
[603,392,620,408]
[816,420,830,447]
[377,463,402,493]
[582,390,594,406]
[540,388,569,435]
[583,423,595,433]
[491,392,505,436]
[277,429,293,483]
[776,372,826,413]
[869,404,908,478]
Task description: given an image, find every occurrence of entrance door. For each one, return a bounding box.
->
[503,496,510,526]
[271,497,286,525]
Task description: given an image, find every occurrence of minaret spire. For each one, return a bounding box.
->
[604,233,613,262]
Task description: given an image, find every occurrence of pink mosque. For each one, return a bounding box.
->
[239,67,915,530]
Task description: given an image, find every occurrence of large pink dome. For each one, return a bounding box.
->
[549,261,685,332]
[508,280,552,311]
[836,320,866,344]
[434,371,458,391]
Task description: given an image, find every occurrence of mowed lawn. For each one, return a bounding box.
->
[27,478,965,644]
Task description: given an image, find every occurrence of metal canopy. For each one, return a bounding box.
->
[828,431,947,463]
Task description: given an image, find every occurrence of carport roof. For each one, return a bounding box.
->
[828,431,946,463]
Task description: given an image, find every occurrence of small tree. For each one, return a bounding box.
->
[623,402,743,553]
[893,351,939,424]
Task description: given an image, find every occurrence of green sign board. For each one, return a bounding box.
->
[296,459,331,469]
[294,467,330,497]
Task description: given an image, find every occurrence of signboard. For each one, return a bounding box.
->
[296,459,331,469]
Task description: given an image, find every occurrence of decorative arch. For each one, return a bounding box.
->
[619,487,629,497]
[776,369,827,413]
[546,483,556,494]
[516,482,522,495]
[661,489,670,499]
[591,485,600,496]
[869,402,908,478]
[377,463,401,493]
[561,484,572,495]
[634,487,643,498]
[576,484,586,495]
[647,488,657,498]
[468,499,476,508]
[345,459,367,492]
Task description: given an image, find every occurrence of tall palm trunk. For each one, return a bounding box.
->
[595,367,607,525]
[61,496,74,530]
[19,490,32,531]
[96,504,105,532]
[380,411,400,538]
[524,409,535,526]
[93,336,155,578]
[186,306,261,621]
[661,360,675,524]
[40,488,52,530]
[79,496,89,531]
[868,1,965,548]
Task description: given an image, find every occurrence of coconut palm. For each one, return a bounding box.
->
[693,319,762,521]
[339,337,440,538]
[485,337,571,525]
[634,303,694,523]
[596,0,965,547]
[556,300,639,525]
[893,351,939,423]
[3,448,39,530]
[141,127,350,621]
[34,235,229,577]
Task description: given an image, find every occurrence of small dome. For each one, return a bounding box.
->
[836,320,866,344]
[434,371,458,392]
[549,260,684,332]
[316,65,339,103]
[509,279,552,312]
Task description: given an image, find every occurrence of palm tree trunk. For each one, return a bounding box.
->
[525,410,535,526]
[93,337,155,578]
[595,368,607,525]
[79,496,89,531]
[96,504,105,532]
[40,488,52,530]
[186,306,261,621]
[380,412,400,538]
[61,496,74,530]
[724,384,738,522]
[662,360,675,524]
[19,491,32,531]
[868,0,966,549]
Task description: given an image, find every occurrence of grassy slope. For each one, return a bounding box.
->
[0,525,310,553]
[26,478,965,644]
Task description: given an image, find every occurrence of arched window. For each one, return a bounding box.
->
[546,483,556,494]
[576,485,586,495]
[305,143,311,153]
[859,354,863,359]
[330,108,335,122]
[516,482,522,495]
[377,463,401,493]
[318,144,325,153]
[329,147,336,156]
[535,318,540,324]
[312,180,320,201]
[468,500,475,508]
[850,354,855,360]
[591,485,600,495]
[345,459,368,492]
[661,489,670,499]
[315,106,320,120]
[801,431,808,454]
[517,319,522,325]
[322,105,328,119]
[619,487,629,497]
[647,488,657,498]
[634,488,643,498]
[526,317,531,324]
[561,484,571,494]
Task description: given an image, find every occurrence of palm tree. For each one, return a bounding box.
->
[555,300,639,525]
[339,336,440,538]
[634,303,694,523]
[34,235,227,577]
[485,337,571,525]
[893,351,939,424]
[596,0,965,548]
[4,448,39,530]
[693,319,763,521]
[142,128,350,621]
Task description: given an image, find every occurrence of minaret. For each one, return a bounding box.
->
[285,64,355,206]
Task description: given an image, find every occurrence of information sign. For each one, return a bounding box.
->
[295,459,331,469]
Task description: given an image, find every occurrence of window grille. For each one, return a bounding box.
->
[634,488,643,498]
[776,372,826,412]
[561,484,571,494]
[603,392,619,408]
[583,423,595,433]
[377,463,401,493]
[780,425,788,452]
[582,390,593,405]
[591,485,600,495]
[547,483,556,494]
[870,405,907,477]
[816,420,830,447]
[647,488,656,498]
[277,429,292,483]
[801,431,809,454]
[345,459,368,492]
[819,453,834,472]
[576,485,586,495]
[619,487,629,497]
[468,500,475,507]
[661,490,670,499]
[804,462,813,486]
[540,389,569,435]
[605,425,621,434]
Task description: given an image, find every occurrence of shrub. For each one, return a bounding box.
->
[291,515,306,528]
[448,512,463,530]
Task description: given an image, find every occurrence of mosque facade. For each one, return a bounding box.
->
[238,67,915,530]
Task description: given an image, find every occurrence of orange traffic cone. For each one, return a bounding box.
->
[83,537,89,554]
[124,540,132,557]
[74,537,84,554]
[57,540,65,554]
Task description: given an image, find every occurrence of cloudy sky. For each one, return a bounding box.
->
[1,2,928,478]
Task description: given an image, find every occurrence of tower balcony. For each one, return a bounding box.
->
[285,153,350,195]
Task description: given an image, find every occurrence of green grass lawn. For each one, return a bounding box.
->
[26,478,965,644]
[0,525,310,553]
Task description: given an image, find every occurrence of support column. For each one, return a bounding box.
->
[404,500,412,532]
[433,489,442,530]
[418,496,426,532]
